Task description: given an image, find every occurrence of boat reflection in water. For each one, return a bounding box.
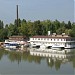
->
[30,48,74,58]
[30,48,75,70]
[0,48,75,74]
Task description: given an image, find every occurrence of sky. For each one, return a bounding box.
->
[74,0,75,22]
[0,0,74,24]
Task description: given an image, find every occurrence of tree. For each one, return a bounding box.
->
[50,23,55,33]
[20,19,28,36]
[5,24,8,29]
[33,20,42,35]
[70,24,75,37]
[8,23,18,36]
[27,21,34,36]
[14,18,21,27]
[67,21,71,29]
[0,29,7,41]
[0,20,4,29]
[53,19,60,30]
[56,26,65,34]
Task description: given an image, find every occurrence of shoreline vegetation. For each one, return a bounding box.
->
[0,19,75,42]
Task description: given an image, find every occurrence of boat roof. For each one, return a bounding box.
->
[9,35,26,38]
[31,35,75,39]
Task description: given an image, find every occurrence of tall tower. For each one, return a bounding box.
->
[17,5,19,27]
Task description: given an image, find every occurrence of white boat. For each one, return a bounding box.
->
[4,40,19,49]
[29,33,75,49]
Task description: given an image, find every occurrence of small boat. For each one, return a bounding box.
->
[4,40,19,49]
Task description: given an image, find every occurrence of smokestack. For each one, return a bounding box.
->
[17,5,19,27]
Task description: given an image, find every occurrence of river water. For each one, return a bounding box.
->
[0,49,75,75]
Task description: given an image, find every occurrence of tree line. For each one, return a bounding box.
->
[0,19,75,41]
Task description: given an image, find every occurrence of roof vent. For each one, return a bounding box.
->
[62,33,65,36]
[53,33,56,36]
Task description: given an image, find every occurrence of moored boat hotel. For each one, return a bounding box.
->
[30,32,75,49]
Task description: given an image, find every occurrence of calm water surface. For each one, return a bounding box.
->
[0,49,75,75]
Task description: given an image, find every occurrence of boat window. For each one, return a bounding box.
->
[41,38,43,40]
[38,38,40,40]
[33,38,34,40]
[68,43,71,45]
[57,39,59,41]
[47,38,49,40]
[44,38,46,40]
[5,43,9,44]
[9,44,18,46]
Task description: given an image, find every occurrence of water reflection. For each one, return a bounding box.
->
[0,49,42,65]
[30,48,75,70]
[0,48,75,70]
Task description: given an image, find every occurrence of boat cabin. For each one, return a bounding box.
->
[30,33,75,49]
[5,35,28,45]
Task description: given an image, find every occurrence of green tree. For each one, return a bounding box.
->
[20,19,28,36]
[14,18,21,27]
[0,20,4,29]
[8,23,18,36]
[70,24,75,37]
[53,19,60,30]
[67,21,71,29]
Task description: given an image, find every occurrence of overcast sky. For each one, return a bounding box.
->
[0,0,74,24]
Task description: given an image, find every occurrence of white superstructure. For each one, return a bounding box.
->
[4,36,28,49]
[29,33,75,49]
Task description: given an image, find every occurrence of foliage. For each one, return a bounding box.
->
[0,19,75,41]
